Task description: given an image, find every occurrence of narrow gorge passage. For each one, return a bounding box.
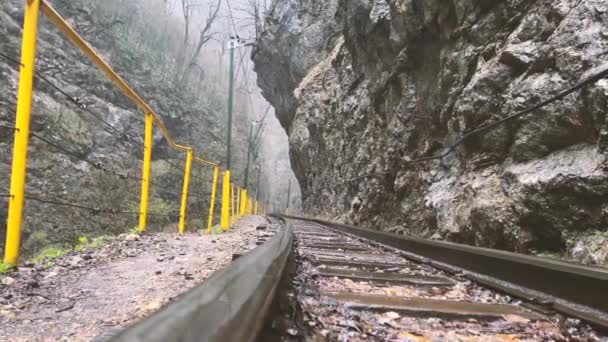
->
[1,0,608,341]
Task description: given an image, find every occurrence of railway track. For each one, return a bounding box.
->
[268,219,604,341]
[112,216,608,342]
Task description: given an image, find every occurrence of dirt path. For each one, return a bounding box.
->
[0,216,272,342]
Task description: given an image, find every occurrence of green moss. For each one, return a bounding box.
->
[209,225,225,235]
[0,263,13,274]
[31,246,68,264]
[73,236,89,251]
[30,235,113,266]
[74,235,112,251]
[89,236,112,248]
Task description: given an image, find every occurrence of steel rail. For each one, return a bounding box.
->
[282,215,608,329]
[111,218,293,342]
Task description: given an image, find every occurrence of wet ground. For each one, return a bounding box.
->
[0,216,271,342]
[265,220,606,342]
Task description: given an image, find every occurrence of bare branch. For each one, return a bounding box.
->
[180,0,223,84]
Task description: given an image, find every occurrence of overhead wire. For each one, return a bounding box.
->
[0,72,185,220]
[1,51,191,196]
[0,51,143,148]
[339,65,608,186]
[24,194,178,217]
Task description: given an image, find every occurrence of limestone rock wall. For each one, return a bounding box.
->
[253,0,608,264]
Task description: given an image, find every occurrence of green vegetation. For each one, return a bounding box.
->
[88,236,112,248]
[129,227,142,235]
[0,263,13,274]
[206,225,225,235]
[32,246,68,264]
[30,235,113,266]
[73,236,89,251]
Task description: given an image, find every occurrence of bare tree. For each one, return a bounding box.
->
[247,0,265,37]
[175,0,222,86]
[235,0,273,38]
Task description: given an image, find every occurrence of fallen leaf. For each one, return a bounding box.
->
[398,332,432,342]
[496,334,520,342]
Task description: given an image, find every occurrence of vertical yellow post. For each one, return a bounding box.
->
[4,0,41,266]
[239,188,245,216]
[220,170,230,230]
[236,187,241,218]
[207,166,219,233]
[178,149,193,234]
[254,201,258,215]
[138,112,154,232]
[241,190,248,216]
[230,184,235,225]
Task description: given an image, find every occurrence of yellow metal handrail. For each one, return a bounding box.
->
[41,1,189,153]
[3,0,267,266]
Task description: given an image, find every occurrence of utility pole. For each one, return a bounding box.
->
[225,36,236,169]
[221,36,238,231]
[255,163,262,201]
[243,122,254,188]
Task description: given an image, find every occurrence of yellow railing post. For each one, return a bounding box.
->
[241,190,248,216]
[138,112,154,232]
[221,170,230,230]
[254,201,258,215]
[243,189,249,216]
[236,187,241,218]
[230,184,235,225]
[4,0,41,266]
[178,149,193,234]
[207,166,219,233]
[237,189,241,216]
[242,189,246,217]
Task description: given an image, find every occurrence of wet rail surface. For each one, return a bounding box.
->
[266,219,606,341]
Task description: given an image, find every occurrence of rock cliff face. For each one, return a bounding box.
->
[253,0,608,264]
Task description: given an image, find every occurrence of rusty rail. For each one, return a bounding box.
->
[283,215,608,329]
